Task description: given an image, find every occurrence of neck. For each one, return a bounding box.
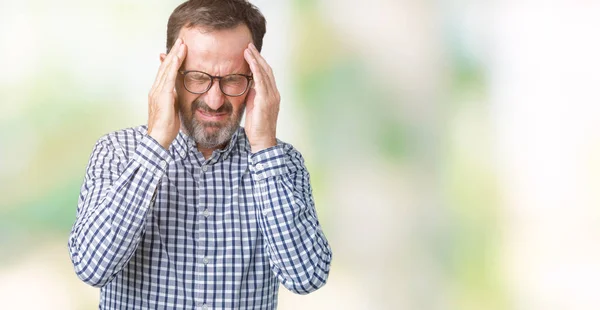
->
[196,142,227,160]
[198,147,214,160]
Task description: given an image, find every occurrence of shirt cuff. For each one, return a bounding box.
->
[249,144,289,181]
[133,134,173,176]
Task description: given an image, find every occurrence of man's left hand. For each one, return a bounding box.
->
[243,43,280,153]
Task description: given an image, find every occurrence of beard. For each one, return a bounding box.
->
[180,98,245,149]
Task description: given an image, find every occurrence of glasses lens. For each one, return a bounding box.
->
[221,75,249,96]
[184,72,212,93]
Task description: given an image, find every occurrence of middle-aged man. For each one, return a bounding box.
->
[67,0,332,309]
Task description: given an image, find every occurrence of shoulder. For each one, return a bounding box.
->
[92,125,148,157]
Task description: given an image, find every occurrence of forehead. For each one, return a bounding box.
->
[180,24,252,74]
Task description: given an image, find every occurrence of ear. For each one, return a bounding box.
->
[160,53,167,63]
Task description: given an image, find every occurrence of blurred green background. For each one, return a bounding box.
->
[1,0,600,309]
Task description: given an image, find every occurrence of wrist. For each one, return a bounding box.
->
[147,129,173,150]
[250,138,277,153]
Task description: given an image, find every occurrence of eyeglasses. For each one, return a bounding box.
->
[179,70,253,97]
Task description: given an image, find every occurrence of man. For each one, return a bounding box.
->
[67,0,332,309]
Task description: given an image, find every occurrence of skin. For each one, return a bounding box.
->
[147,24,279,159]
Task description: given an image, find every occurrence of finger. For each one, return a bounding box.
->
[158,38,183,79]
[247,43,277,92]
[152,55,176,98]
[245,87,256,108]
[249,43,274,76]
[249,43,276,86]
[174,89,181,117]
[244,46,272,94]
[152,39,183,91]
[150,53,167,92]
[156,41,185,93]
[163,42,186,90]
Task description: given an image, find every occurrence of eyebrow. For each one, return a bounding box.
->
[181,69,252,76]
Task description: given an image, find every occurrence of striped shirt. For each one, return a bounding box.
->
[68,125,332,309]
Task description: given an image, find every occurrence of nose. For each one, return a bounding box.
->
[203,79,225,111]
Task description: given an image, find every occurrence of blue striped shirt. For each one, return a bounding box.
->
[68,125,332,309]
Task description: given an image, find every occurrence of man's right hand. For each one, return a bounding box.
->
[147,38,187,150]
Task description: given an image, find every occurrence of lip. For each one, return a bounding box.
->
[195,109,229,121]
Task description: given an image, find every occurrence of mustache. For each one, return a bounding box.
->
[192,99,233,114]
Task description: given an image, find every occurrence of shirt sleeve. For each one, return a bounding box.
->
[68,132,172,287]
[249,143,333,294]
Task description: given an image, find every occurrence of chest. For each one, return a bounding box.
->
[149,156,262,257]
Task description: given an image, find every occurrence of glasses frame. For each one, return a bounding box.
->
[179,70,253,97]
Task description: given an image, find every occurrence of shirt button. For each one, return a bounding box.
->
[203,257,210,265]
[202,305,209,310]
[160,160,167,169]
[256,163,264,170]
[203,209,210,218]
[202,165,208,172]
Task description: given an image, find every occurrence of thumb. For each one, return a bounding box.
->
[245,88,256,110]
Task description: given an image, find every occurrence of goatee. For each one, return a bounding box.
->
[180,98,245,149]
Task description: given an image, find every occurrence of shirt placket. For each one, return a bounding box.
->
[196,160,214,310]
